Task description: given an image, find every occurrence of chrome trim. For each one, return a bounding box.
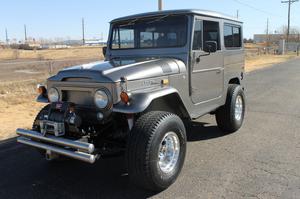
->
[192,67,224,74]
[17,137,97,164]
[16,128,95,154]
[158,132,180,174]
[235,95,243,121]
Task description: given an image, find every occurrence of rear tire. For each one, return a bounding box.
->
[215,84,245,133]
[127,111,186,192]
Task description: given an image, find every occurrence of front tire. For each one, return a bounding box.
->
[32,105,65,161]
[127,111,186,191]
[215,84,245,133]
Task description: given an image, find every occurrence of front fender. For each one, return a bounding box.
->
[113,86,179,114]
[36,94,49,103]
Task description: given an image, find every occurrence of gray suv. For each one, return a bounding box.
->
[16,9,245,191]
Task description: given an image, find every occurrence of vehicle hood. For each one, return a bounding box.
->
[48,58,185,82]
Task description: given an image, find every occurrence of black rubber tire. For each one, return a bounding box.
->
[127,111,186,192]
[32,104,50,132]
[215,84,245,133]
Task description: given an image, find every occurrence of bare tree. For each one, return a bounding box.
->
[277,26,300,41]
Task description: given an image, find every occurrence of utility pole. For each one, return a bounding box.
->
[82,18,85,45]
[158,0,163,11]
[24,24,27,43]
[266,18,270,53]
[5,28,9,44]
[236,10,239,19]
[266,18,269,44]
[281,0,299,43]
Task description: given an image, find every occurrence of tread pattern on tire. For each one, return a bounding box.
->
[216,84,245,133]
[127,111,185,191]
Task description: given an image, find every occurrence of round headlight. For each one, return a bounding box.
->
[48,87,60,102]
[94,90,109,108]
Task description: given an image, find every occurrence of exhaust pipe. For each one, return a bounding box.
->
[18,137,97,164]
[16,128,94,153]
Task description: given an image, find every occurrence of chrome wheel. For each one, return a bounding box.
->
[235,95,243,121]
[158,132,180,174]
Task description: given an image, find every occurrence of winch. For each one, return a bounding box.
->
[40,102,82,137]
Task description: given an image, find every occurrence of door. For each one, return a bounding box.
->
[190,18,224,104]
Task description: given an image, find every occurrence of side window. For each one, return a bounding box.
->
[224,24,242,48]
[203,21,220,50]
[192,20,203,50]
[112,27,135,49]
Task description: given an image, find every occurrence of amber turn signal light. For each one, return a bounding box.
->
[120,91,130,104]
[37,84,46,95]
[162,79,169,85]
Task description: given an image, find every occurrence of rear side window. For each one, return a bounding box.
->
[224,24,242,48]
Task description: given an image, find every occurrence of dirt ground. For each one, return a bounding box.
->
[0,47,299,140]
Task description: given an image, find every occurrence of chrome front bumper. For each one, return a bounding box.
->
[16,128,98,164]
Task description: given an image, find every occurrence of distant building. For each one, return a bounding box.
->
[84,39,106,46]
[28,43,42,49]
[254,34,300,43]
[41,44,70,49]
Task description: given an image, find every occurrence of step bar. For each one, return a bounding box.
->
[16,128,97,164]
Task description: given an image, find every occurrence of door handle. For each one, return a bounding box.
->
[216,70,221,74]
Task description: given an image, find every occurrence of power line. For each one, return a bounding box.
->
[281,0,299,43]
[232,0,285,18]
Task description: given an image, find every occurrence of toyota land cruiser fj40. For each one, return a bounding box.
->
[16,9,245,191]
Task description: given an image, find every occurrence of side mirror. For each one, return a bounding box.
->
[102,46,107,57]
[204,41,217,53]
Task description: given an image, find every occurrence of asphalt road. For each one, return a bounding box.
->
[0,58,300,199]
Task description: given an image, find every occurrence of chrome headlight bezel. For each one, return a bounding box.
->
[94,89,110,109]
[48,87,60,102]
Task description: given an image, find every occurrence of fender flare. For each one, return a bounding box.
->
[36,94,49,103]
[113,87,183,114]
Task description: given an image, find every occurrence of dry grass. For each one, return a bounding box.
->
[0,80,44,140]
[245,53,298,72]
[0,47,299,140]
[0,47,103,60]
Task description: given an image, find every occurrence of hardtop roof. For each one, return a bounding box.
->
[110,9,242,24]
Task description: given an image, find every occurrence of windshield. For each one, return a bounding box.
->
[110,15,188,49]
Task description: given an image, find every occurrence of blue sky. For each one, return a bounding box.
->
[0,0,299,41]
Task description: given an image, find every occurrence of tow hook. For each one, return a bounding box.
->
[45,150,60,161]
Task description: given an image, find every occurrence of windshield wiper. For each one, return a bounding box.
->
[119,18,140,27]
[146,14,170,24]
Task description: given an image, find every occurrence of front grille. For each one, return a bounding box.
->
[62,90,94,106]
